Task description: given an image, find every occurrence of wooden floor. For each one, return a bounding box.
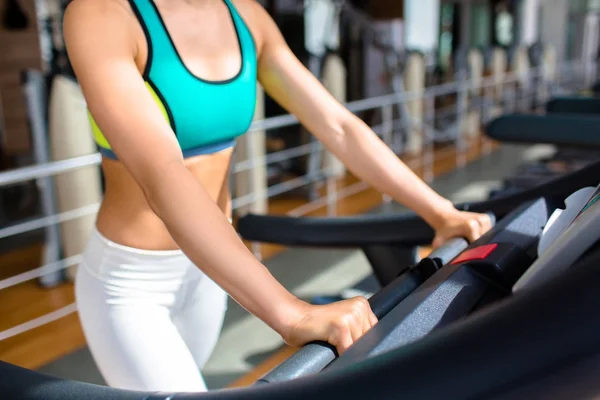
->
[0,136,499,380]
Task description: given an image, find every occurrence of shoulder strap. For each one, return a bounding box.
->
[223,0,257,57]
[127,0,179,77]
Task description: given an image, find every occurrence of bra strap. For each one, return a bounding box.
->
[223,0,256,58]
[127,0,180,78]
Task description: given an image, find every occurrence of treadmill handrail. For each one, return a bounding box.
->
[3,249,600,399]
[254,238,469,385]
[239,212,433,247]
[546,97,600,115]
[238,159,600,247]
[485,114,600,148]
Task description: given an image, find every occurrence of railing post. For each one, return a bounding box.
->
[502,74,515,115]
[381,104,393,204]
[22,69,63,287]
[48,76,102,283]
[482,81,493,156]
[235,84,267,217]
[234,85,267,261]
[403,52,425,156]
[326,175,337,216]
[423,92,435,184]
[455,69,468,169]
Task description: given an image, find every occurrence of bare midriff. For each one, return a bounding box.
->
[95,147,234,251]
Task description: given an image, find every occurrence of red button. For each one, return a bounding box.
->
[450,243,498,265]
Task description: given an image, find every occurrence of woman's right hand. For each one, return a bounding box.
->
[282,297,378,355]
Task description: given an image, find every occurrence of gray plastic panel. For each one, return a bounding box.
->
[537,186,596,255]
[326,264,486,371]
[491,199,551,245]
[514,192,600,292]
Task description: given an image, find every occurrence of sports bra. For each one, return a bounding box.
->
[89,0,257,160]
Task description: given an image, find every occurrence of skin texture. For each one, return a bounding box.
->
[63,0,492,355]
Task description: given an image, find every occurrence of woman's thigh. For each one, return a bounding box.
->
[75,262,208,392]
[172,270,229,370]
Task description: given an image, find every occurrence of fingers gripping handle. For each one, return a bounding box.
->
[255,235,476,385]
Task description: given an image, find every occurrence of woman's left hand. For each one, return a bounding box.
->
[431,210,493,249]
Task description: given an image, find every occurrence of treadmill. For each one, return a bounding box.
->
[235,112,600,380]
[239,111,600,288]
[2,175,600,399]
[486,98,600,198]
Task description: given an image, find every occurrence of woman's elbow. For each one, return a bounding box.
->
[133,158,186,217]
[327,113,370,153]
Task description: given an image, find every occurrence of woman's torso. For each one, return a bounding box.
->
[92,0,262,250]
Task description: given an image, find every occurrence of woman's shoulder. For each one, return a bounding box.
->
[229,0,266,15]
[64,0,139,56]
[229,0,278,54]
[64,0,136,29]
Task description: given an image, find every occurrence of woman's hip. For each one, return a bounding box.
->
[76,226,199,308]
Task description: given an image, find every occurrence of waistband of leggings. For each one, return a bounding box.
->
[89,217,234,258]
[91,227,185,257]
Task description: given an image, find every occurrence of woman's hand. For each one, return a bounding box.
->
[282,297,378,355]
[431,210,493,249]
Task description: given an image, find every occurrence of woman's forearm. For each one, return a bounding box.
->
[144,162,304,335]
[334,115,456,228]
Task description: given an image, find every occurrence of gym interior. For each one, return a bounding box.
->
[1,0,600,398]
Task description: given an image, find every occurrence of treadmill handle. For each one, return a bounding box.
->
[255,237,470,385]
[426,236,473,265]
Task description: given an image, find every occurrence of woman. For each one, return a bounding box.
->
[63,0,492,393]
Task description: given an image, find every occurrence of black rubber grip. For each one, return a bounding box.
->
[239,188,530,251]
[254,238,470,385]
[546,97,600,115]
[238,212,434,248]
[485,114,600,148]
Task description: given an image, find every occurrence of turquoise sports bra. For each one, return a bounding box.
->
[89,0,257,159]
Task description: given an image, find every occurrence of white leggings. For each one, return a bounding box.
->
[75,227,228,392]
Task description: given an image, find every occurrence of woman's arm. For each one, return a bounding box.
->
[63,0,375,354]
[63,0,299,336]
[254,4,491,242]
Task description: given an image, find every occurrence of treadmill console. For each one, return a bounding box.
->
[513,184,600,292]
[537,186,596,255]
[571,185,600,221]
